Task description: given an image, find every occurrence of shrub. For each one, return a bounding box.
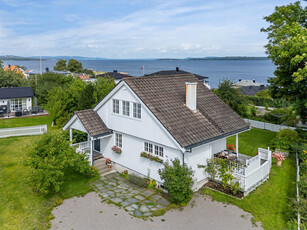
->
[26,132,98,194]
[128,174,148,188]
[119,170,128,179]
[147,179,157,189]
[271,129,299,152]
[158,158,194,206]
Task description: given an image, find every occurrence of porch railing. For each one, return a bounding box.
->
[71,141,90,152]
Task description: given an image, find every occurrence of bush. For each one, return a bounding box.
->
[26,132,98,194]
[158,158,194,206]
[128,174,148,188]
[271,129,299,152]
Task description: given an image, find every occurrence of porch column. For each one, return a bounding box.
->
[236,133,239,158]
[89,135,93,166]
[69,128,73,144]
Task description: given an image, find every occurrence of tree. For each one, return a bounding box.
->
[67,59,83,73]
[26,132,98,194]
[93,77,116,104]
[214,79,247,116]
[0,60,3,69]
[79,82,96,110]
[261,2,307,122]
[158,158,194,205]
[0,69,28,87]
[53,59,67,71]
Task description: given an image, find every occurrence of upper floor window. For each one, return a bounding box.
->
[113,99,119,114]
[122,101,130,116]
[155,145,164,157]
[133,103,141,119]
[144,142,153,153]
[115,133,122,147]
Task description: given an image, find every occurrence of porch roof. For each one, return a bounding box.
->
[75,109,110,137]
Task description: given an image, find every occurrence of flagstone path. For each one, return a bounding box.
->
[91,173,170,217]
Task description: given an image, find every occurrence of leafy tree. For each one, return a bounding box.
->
[79,83,96,110]
[81,68,95,76]
[214,79,247,116]
[93,77,116,104]
[54,59,67,71]
[0,60,3,69]
[261,1,307,122]
[67,59,83,73]
[0,69,28,87]
[158,158,194,205]
[26,132,99,194]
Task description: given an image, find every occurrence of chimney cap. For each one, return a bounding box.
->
[253,79,256,83]
[176,66,179,72]
[113,70,117,73]
[185,82,198,85]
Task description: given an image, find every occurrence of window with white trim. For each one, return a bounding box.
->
[115,133,122,147]
[144,142,153,153]
[113,99,119,114]
[122,101,130,116]
[155,145,164,157]
[133,103,141,119]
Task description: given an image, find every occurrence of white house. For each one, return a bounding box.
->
[64,74,271,193]
[0,87,34,114]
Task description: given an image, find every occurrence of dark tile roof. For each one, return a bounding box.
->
[240,86,267,96]
[76,110,110,137]
[96,71,133,80]
[125,74,249,148]
[0,87,34,99]
[147,69,209,81]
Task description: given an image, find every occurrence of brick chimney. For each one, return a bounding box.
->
[185,82,197,113]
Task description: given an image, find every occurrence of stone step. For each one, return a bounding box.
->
[94,160,107,168]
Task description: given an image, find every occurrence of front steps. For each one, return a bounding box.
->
[94,158,115,176]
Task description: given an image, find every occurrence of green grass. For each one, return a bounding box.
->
[204,128,295,229]
[0,117,96,229]
[0,115,53,129]
[227,128,277,157]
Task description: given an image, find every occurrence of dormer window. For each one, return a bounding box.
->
[122,101,130,116]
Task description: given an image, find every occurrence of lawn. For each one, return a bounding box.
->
[0,115,53,129]
[0,117,96,229]
[202,128,296,229]
[227,127,277,157]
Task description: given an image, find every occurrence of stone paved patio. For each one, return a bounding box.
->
[91,173,170,217]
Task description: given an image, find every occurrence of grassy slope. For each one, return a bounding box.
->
[227,128,277,157]
[0,116,96,229]
[201,128,295,229]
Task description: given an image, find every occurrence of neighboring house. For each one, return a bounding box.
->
[146,67,210,89]
[64,74,259,191]
[233,79,267,96]
[3,65,26,78]
[96,70,132,84]
[0,87,34,113]
[240,85,267,96]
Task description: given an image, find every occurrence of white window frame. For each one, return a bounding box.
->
[144,142,153,153]
[122,101,130,116]
[133,103,141,119]
[113,99,119,114]
[115,133,122,148]
[145,142,163,157]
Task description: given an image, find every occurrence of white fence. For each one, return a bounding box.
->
[0,125,47,138]
[232,148,272,194]
[244,118,296,132]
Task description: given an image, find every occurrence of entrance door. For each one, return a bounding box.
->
[94,139,100,152]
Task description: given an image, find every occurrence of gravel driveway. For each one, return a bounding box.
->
[51,192,262,230]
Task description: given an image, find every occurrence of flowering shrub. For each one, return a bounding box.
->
[227,144,236,151]
[105,158,111,165]
[112,146,122,154]
[140,152,163,163]
[272,151,286,161]
[147,179,157,189]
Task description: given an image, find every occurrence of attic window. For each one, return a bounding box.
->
[122,101,130,116]
[113,99,119,114]
[133,103,141,119]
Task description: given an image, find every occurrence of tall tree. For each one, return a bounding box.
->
[0,69,28,87]
[261,1,307,122]
[53,59,67,71]
[0,60,3,69]
[67,59,83,73]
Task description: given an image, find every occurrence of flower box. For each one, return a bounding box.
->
[112,146,122,154]
[140,152,163,164]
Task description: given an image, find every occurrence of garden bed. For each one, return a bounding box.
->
[204,180,244,199]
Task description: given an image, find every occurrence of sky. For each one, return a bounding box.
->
[0,0,300,58]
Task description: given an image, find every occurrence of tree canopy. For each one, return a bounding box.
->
[53,59,67,71]
[261,1,307,121]
[0,68,28,88]
[67,59,83,73]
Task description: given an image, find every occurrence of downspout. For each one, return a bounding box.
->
[182,150,185,165]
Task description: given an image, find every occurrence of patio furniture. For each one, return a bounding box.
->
[15,110,22,117]
[23,109,30,116]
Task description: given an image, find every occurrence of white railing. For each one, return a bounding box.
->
[0,125,47,138]
[71,141,89,152]
[244,161,270,192]
[245,154,260,176]
[244,119,296,132]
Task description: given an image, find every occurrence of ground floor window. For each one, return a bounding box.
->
[10,98,27,111]
[144,141,163,157]
[115,133,122,148]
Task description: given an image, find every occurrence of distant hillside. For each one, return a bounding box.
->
[185,56,269,60]
[0,55,41,61]
[30,56,109,60]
